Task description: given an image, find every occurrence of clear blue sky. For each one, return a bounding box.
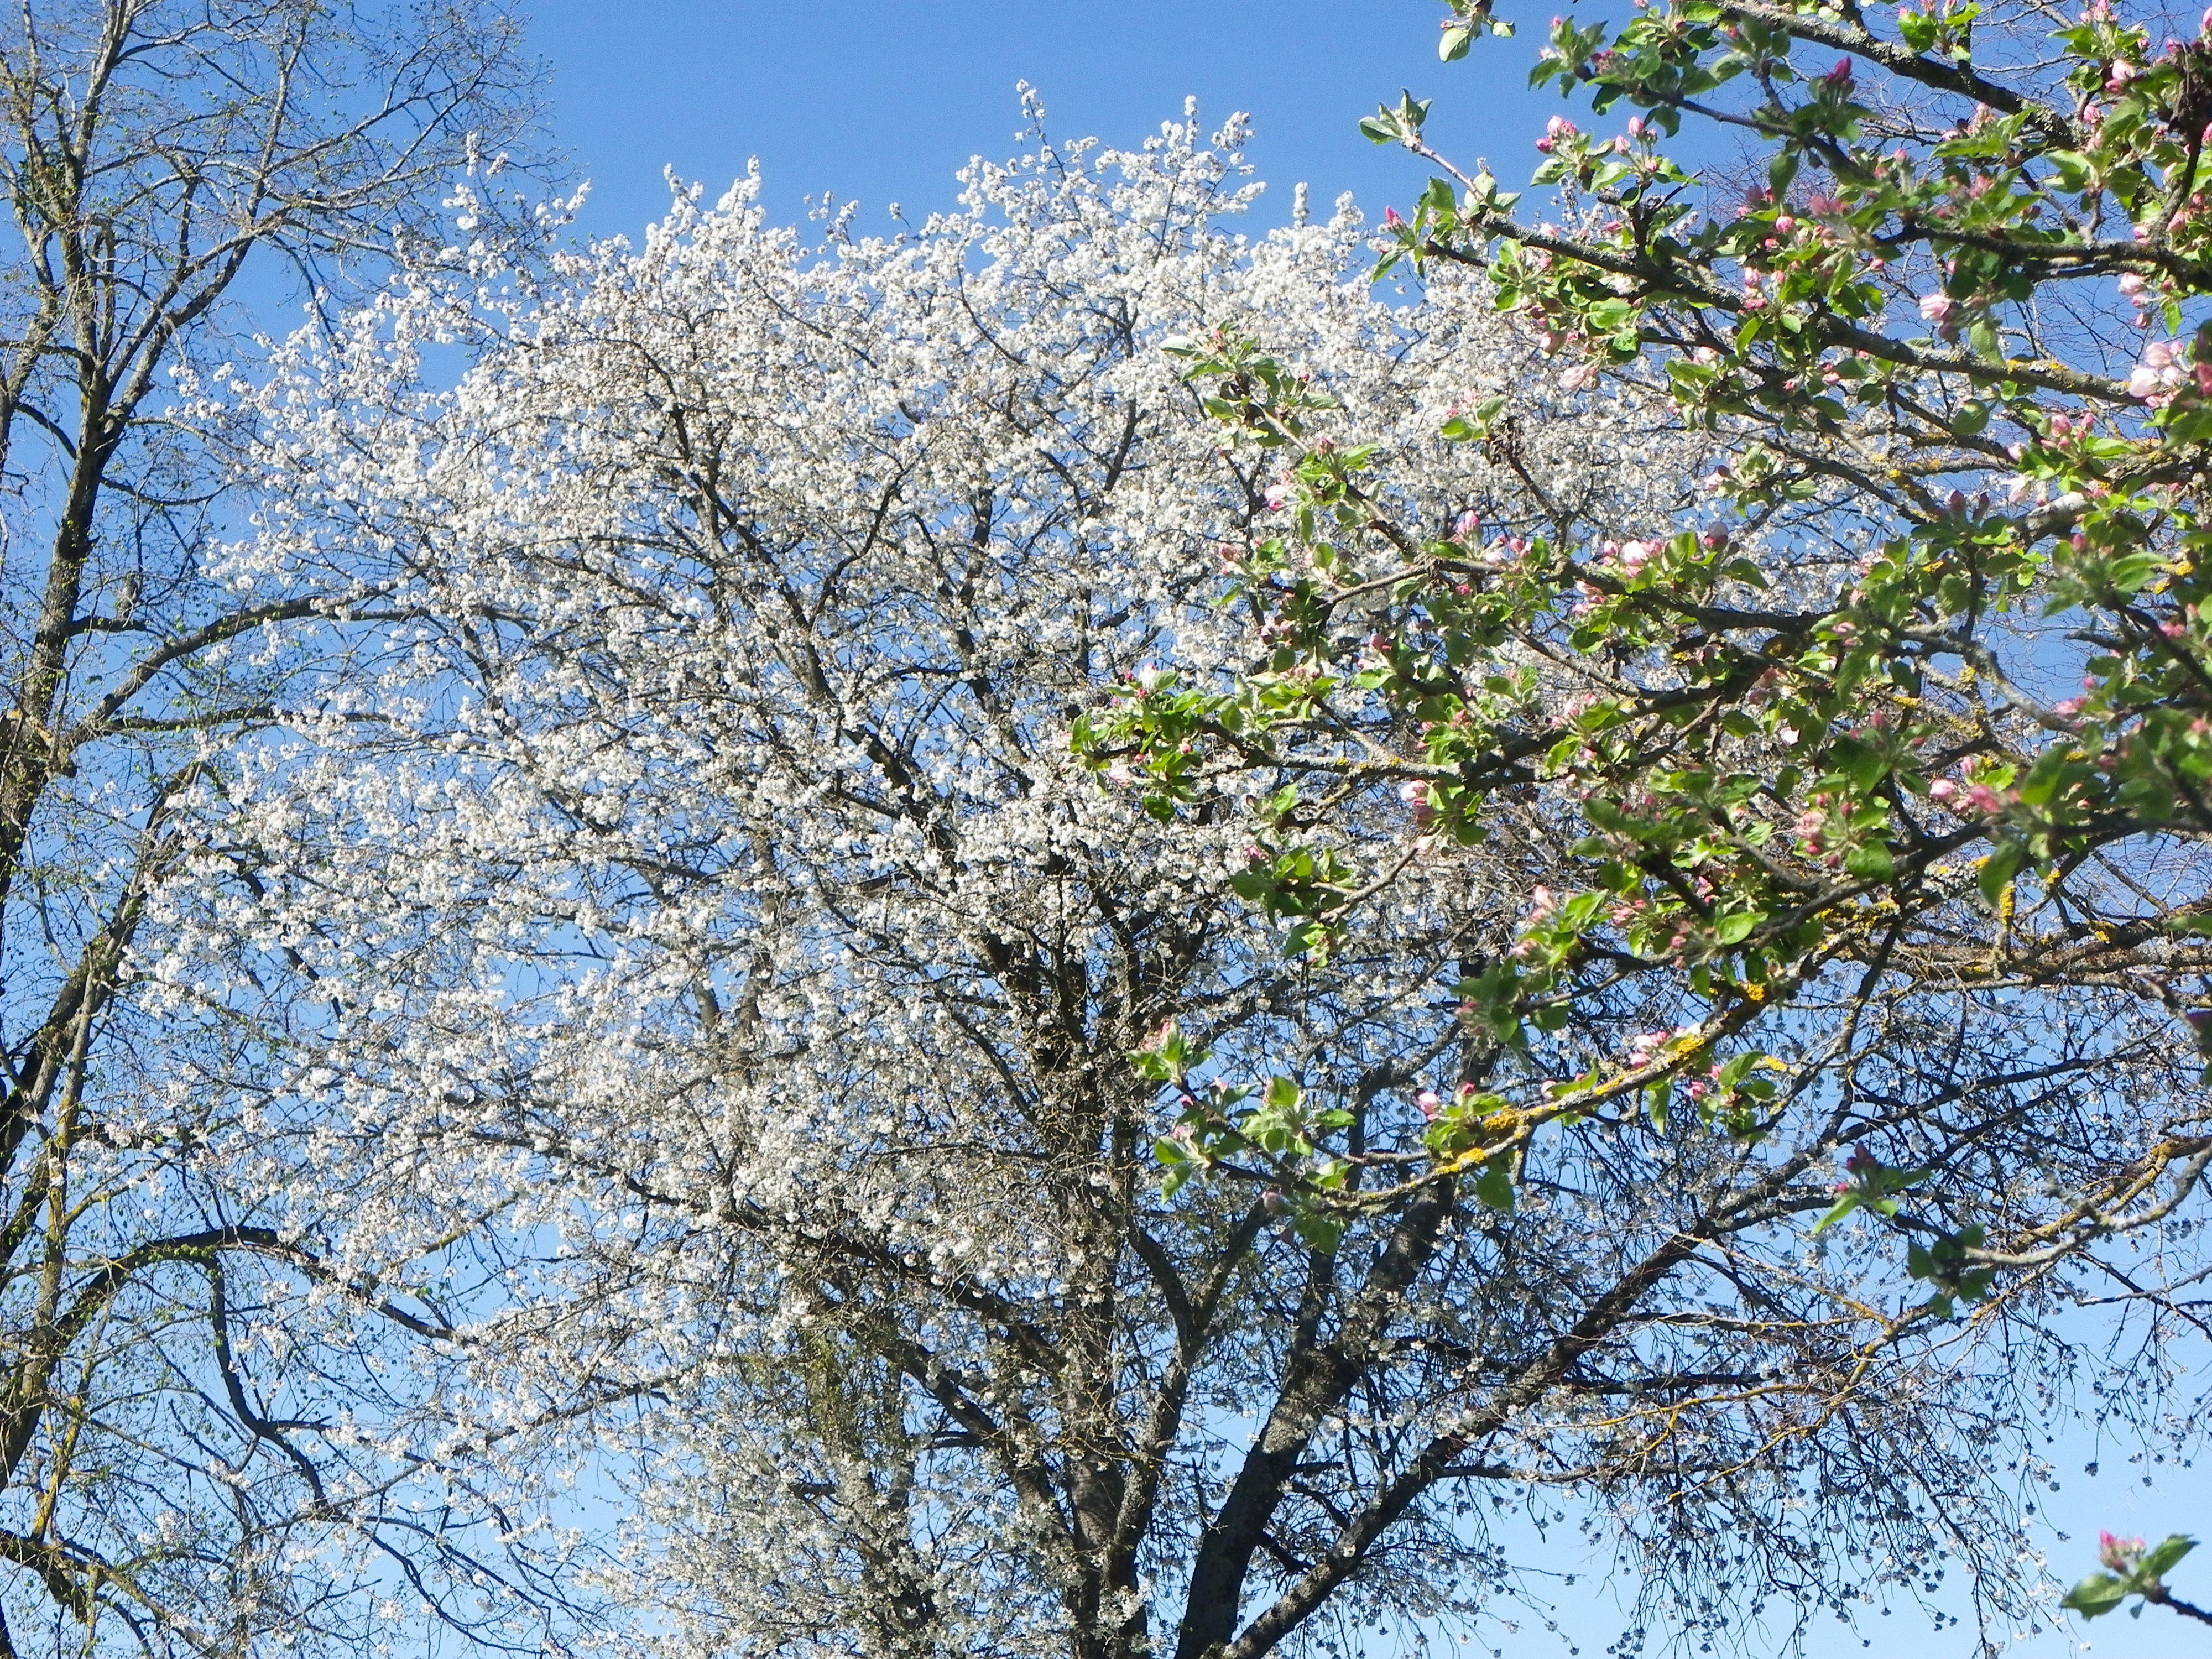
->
[525,0,1564,242]
[515,5,2212,1654]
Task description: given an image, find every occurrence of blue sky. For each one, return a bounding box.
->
[513,5,2212,1654]
[525,0,1566,242]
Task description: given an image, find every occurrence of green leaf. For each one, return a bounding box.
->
[1561,890,1609,932]
[2104,551,2158,594]
[1587,298,1636,333]
[2163,401,2212,444]
[1228,869,1272,901]
[2046,150,2095,194]
[1978,839,2026,908]
[1474,1160,1516,1212]
[1810,1192,1861,1234]
[2062,1573,2130,1618]
[1829,735,1888,793]
[2016,745,2073,808]
[2142,1535,2198,1579]
[1714,910,1764,945]
[1441,23,1474,60]
[1263,1074,1303,1112]
[1845,843,1895,881]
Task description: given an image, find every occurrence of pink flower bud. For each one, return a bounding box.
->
[1400,780,1437,828]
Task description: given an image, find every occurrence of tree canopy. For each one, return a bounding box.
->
[0,1,545,1650]
[6,0,2211,1651]
[155,72,2206,1659]
[1086,0,2212,1644]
